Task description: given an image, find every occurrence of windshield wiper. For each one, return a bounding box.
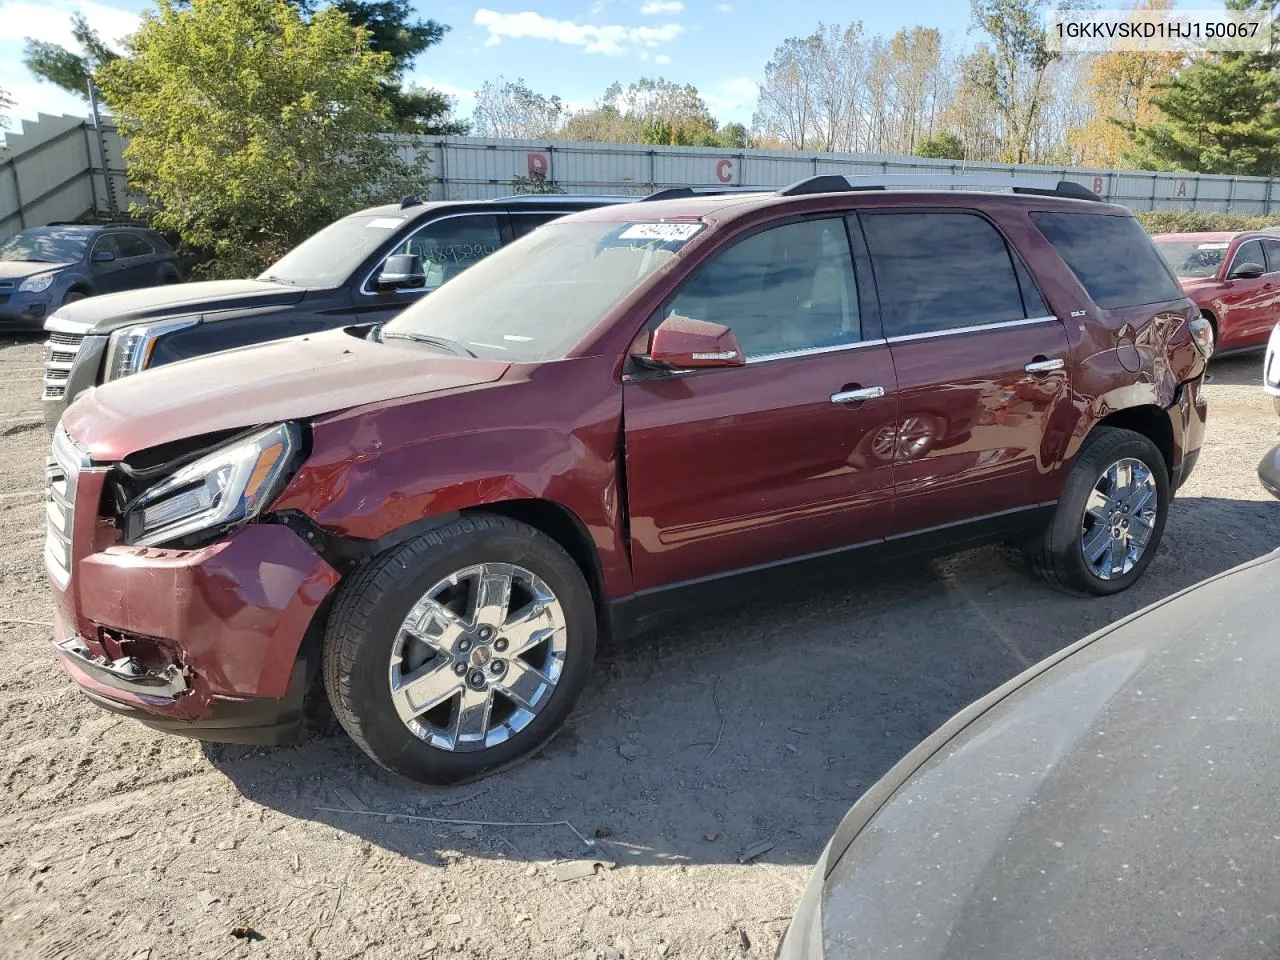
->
[381,330,476,358]
[258,274,299,286]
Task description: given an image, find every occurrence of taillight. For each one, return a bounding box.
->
[1188,315,1214,360]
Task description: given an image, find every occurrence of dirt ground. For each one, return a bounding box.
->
[0,333,1276,960]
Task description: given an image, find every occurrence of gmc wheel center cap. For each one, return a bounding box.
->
[470,646,492,668]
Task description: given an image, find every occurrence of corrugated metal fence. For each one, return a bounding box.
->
[3,119,1277,243]
[422,137,1280,214]
[0,113,132,242]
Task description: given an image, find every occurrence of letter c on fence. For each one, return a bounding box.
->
[527,153,549,177]
[716,159,734,184]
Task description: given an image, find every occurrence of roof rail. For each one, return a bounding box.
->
[641,186,764,202]
[776,174,1101,202]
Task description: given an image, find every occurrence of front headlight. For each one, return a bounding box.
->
[105,317,199,381]
[19,272,54,294]
[122,423,301,548]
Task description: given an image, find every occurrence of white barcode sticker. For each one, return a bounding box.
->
[368,217,406,229]
[618,222,703,242]
[1197,242,1229,249]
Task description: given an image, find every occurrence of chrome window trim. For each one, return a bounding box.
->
[885,314,1059,344]
[358,211,503,298]
[744,338,888,364]
[1226,238,1265,277]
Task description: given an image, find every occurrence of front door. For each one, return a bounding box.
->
[89,235,129,293]
[1220,238,1275,346]
[622,216,898,591]
[857,210,1072,535]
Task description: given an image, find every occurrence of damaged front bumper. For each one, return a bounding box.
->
[50,509,341,744]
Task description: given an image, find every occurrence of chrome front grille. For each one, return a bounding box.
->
[45,427,87,587]
[43,330,85,401]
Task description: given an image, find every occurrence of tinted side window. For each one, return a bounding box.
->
[510,213,564,239]
[91,235,119,260]
[1262,238,1280,273]
[665,218,860,358]
[115,233,154,258]
[861,212,1026,337]
[1230,239,1265,275]
[1031,212,1183,309]
[387,215,502,290]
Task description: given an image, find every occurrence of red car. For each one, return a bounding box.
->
[1152,230,1280,353]
[47,177,1210,783]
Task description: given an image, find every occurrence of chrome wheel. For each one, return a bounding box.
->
[1080,458,1158,580]
[388,562,567,752]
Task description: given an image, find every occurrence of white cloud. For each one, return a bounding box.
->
[2,0,139,48]
[713,3,732,11]
[473,9,681,56]
[654,53,671,64]
[640,0,683,14]
[703,76,758,121]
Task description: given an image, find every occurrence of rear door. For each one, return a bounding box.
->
[357,213,505,323]
[112,232,160,288]
[622,215,898,590]
[1262,238,1280,335]
[858,210,1071,535]
[1217,238,1273,346]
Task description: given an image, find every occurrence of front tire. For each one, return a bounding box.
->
[1026,427,1170,596]
[322,514,596,784]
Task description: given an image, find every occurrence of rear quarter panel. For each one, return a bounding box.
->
[996,207,1204,469]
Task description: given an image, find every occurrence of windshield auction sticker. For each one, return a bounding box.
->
[1047,9,1269,53]
[618,223,704,242]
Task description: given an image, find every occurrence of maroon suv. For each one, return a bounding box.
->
[47,177,1210,783]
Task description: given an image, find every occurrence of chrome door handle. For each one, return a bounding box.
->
[830,386,885,404]
[1024,358,1065,374]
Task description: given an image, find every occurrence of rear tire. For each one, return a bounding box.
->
[322,514,596,785]
[1026,427,1170,596]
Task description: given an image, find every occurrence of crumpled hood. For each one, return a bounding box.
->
[818,551,1280,960]
[62,327,510,460]
[50,279,305,333]
[0,260,69,280]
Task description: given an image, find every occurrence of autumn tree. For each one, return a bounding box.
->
[473,77,564,138]
[915,132,966,159]
[968,0,1067,163]
[561,77,735,146]
[99,0,430,277]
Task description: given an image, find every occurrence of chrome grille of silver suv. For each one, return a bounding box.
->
[45,426,88,588]
[43,330,86,401]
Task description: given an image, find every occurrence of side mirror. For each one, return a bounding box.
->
[375,253,426,290]
[643,315,745,370]
[93,250,115,263]
[1229,261,1265,280]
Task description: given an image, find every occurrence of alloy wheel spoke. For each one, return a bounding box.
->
[469,563,514,630]
[494,657,555,711]
[450,684,494,747]
[1116,479,1155,516]
[1109,532,1129,576]
[409,597,469,651]
[1082,523,1112,564]
[1084,488,1113,522]
[1128,515,1154,550]
[391,661,463,724]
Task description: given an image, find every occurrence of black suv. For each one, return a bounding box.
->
[41,195,626,426]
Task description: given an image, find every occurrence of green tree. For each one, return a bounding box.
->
[915,132,966,159]
[717,122,750,148]
[1126,1,1280,175]
[98,0,430,277]
[23,13,120,101]
[24,1,463,132]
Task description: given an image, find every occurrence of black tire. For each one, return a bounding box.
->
[61,290,88,306]
[1026,426,1170,597]
[322,513,596,784]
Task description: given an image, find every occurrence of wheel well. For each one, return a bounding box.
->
[1200,308,1218,337]
[1094,405,1174,475]
[471,499,605,611]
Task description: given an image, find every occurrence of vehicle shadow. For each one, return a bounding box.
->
[208,492,1278,869]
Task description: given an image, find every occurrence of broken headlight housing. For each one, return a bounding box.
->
[122,423,300,548]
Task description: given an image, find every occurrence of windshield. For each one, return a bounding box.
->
[262,214,410,286]
[0,228,88,263]
[382,219,701,361]
[1156,239,1229,279]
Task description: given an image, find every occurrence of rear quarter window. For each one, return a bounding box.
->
[1031,212,1184,309]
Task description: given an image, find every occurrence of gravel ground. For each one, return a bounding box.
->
[0,333,1276,960]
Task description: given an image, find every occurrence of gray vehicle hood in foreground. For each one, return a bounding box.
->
[48,278,306,333]
[813,550,1280,960]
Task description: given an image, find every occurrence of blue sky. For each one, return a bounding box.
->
[0,0,1215,132]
